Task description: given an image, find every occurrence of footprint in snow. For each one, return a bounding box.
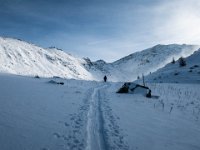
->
[53,132,61,138]
[64,122,69,127]
[41,148,49,150]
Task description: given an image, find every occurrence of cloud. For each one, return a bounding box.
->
[150,0,200,44]
[93,0,200,62]
[1,0,200,62]
[37,0,200,62]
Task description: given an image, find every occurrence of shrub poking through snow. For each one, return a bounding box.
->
[137,76,140,80]
[48,80,64,85]
[34,75,40,78]
[172,57,175,64]
[174,72,179,76]
[179,57,186,67]
[53,76,61,79]
[193,65,199,68]
[59,82,64,85]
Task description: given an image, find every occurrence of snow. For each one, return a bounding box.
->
[1,37,199,82]
[108,44,200,81]
[117,82,149,95]
[0,74,97,150]
[1,36,200,150]
[0,37,93,80]
[86,85,108,150]
[143,49,200,83]
[0,74,200,150]
[104,83,200,150]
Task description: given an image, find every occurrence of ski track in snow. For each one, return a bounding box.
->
[85,83,129,150]
[86,84,108,150]
[63,88,94,150]
[49,87,94,150]
[37,82,129,150]
[99,86,129,150]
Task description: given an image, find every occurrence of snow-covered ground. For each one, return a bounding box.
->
[107,83,200,150]
[0,74,200,150]
[0,74,97,150]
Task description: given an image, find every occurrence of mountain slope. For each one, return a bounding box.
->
[0,37,93,80]
[142,49,200,83]
[0,37,199,81]
[88,44,200,81]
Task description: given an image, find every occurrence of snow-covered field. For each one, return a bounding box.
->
[107,83,200,150]
[0,74,200,150]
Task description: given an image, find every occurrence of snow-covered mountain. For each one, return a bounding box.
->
[1,38,200,150]
[0,37,199,81]
[0,37,93,80]
[87,44,200,81]
[143,49,200,84]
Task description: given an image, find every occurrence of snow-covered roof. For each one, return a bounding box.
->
[117,82,149,95]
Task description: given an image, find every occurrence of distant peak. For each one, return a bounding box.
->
[95,59,106,64]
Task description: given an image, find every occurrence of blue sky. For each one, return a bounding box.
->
[0,0,200,62]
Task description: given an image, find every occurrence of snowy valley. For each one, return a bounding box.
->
[0,37,199,81]
[0,74,200,150]
[0,37,200,150]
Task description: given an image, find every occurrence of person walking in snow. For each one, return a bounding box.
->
[104,75,107,82]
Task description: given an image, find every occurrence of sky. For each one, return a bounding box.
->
[0,0,200,62]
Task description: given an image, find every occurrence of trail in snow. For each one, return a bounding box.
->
[86,84,108,150]
[99,86,130,150]
[1,74,199,150]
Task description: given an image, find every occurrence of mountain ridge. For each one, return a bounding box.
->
[0,36,199,81]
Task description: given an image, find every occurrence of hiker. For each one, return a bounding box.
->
[104,75,107,82]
